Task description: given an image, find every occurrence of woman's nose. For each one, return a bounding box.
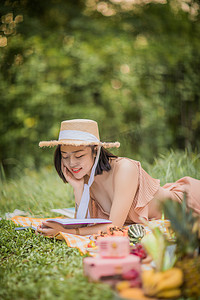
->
[69,156,77,167]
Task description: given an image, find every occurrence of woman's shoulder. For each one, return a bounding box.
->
[112,156,139,167]
[111,157,139,178]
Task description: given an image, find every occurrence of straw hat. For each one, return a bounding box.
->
[39,119,120,148]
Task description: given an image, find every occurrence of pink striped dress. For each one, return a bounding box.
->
[88,158,200,224]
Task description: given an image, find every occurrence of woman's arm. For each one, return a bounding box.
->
[109,159,139,227]
[37,159,139,237]
[37,222,114,237]
[36,159,85,237]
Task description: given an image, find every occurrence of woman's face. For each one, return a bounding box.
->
[60,145,94,179]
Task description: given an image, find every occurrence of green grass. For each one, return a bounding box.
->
[0,220,113,300]
[0,166,74,217]
[146,150,200,185]
[0,150,200,300]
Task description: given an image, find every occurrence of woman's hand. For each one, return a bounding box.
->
[61,159,85,208]
[61,159,84,190]
[36,221,114,237]
[36,221,69,237]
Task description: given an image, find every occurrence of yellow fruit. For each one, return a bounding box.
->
[155,268,183,293]
[142,268,183,297]
[142,270,161,286]
[120,288,156,300]
[116,281,130,292]
[161,267,182,280]
[141,270,154,281]
[156,288,181,298]
[142,270,163,296]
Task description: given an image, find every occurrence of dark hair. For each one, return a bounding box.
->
[54,145,118,183]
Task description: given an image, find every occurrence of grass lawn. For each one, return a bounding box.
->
[0,150,200,300]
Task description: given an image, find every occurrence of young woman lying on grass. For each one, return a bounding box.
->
[37,119,200,237]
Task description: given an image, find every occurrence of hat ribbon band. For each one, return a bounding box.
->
[59,130,100,143]
[76,145,101,219]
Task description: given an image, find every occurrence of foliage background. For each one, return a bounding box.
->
[1,2,200,298]
[0,0,200,177]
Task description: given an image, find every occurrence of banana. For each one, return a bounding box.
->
[142,270,164,296]
[156,288,182,298]
[155,268,183,293]
[142,268,183,297]
[141,270,154,285]
[160,267,182,280]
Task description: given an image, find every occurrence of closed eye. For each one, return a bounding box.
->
[61,156,69,160]
[76,155,85,158]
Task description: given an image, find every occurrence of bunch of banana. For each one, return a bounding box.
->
[142,267,183,298]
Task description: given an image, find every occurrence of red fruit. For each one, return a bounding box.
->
[138,250,147,259]
[130,244,147,259]
[122,269,139,280]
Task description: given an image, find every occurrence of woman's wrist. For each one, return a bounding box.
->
[75,227,80,235]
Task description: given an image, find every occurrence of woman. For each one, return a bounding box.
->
[37,119,200,237]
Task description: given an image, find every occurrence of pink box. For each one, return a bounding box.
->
[97,236,130,258]
[83,255,141,282]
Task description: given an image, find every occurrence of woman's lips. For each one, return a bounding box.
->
[71,167,82,174]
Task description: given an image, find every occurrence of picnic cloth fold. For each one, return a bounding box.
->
[58,232,91,253]
[11,216,170,254]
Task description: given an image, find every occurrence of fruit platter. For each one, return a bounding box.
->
[83,195,200,299]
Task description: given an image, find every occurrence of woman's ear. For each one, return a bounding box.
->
[91,146,97,159]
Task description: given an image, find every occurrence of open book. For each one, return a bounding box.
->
[50,207,75,218]
[45,218,112,229]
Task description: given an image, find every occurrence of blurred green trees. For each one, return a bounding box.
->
[0,0,200,176]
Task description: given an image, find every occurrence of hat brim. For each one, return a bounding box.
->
[39,140,120,148]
